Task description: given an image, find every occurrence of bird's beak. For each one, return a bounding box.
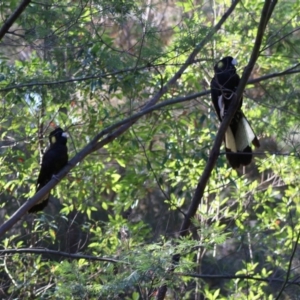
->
[232,58,238,65]
[62,132,69,138]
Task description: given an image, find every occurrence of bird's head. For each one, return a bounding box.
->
[49,127,68,145]
[214,56,237,73]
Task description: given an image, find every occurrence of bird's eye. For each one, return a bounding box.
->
[217,61,224,68]
[231,58,238,65]
[51,136,57,144]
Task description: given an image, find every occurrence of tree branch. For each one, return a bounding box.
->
[0,0,32,41]
[0,248,126,264]
[156,0,278,299]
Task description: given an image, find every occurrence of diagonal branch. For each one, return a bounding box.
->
[0,0,31,41]
[156,0,278,299]
[0,0,240,237]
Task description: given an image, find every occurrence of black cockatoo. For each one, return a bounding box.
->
[210,56,260,168]
[29,128,68,213]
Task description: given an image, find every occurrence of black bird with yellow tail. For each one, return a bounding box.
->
[29,127,68,213]
[210,56,260,168]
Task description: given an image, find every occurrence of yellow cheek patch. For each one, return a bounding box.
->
[217,61,224,69]
[51,136,56,144]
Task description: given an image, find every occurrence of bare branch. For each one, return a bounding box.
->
[156,1,278,299]
[0,0,32,41]
[0,248,126,264]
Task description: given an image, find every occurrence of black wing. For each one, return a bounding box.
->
[29,144,68,213]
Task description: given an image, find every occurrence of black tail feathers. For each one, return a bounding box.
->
[226,146,253,169]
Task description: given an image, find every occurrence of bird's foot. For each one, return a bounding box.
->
[52,174,60,182]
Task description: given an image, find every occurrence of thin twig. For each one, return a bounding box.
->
[0,248,126,264]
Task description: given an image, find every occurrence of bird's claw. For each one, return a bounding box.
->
[52,174,60,181]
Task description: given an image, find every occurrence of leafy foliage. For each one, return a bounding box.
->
[1,0,300,299]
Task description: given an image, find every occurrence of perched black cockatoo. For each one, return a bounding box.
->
[210,56,260,168]
[29,128,68,213]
